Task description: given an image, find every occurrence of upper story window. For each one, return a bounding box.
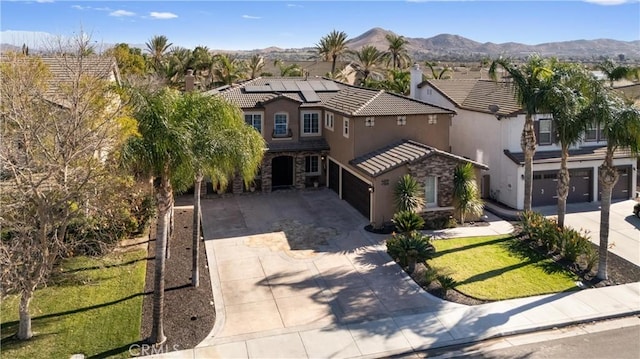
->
[325,112,334,131]
[538,119,552,145]
[244,112,263,134]
[343,117,349,138]
[273,113,289,137]
[365,117,375,127]
[585,122,606,142]
[301,111,320,136]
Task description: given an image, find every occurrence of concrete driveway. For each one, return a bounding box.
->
[535,200,640,266]
[198,189,463,346]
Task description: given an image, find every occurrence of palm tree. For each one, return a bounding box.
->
[246,54,265,79]
[452,163,483,224]
[385,34,410,69]
[164,47,193,85]
[577,81,640,280]
[596,59,631,87]
[315,30,349,76]
[489,55,553,211]
[425,61,452,80]
[540,61,591,228]
[178,93,264,287]
[191,46,213,86]
[145,35,173,73]
[122,88,191,344]
[211,54,246,86]
[394,174,424,212]
[273,59,303,77]
[350,45,385,85]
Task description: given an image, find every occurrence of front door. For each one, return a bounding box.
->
[272,156,294,189]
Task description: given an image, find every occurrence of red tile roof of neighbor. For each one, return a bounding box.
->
[423,79,522,117]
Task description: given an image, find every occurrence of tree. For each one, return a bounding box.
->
[122,88,191,344]
[246,54,265,79]
[540,61,591,228]
[425,61,452,80]
[0,45,129,340]
[273,59,303,77]
[452,163,483,224]
[105,43,147,78]
[596,59,631,87]
[145,35,173,73]
[385,34,410,69]
[315,30,349,76]
[350,45,385,85]
[179,93,264,287]
[394,174,424,212]
[211,53,246,86]
[577,82,640,280]
[489,55,553,211]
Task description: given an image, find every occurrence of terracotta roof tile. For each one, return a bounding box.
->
[267,138,329,152]
[427,79,521,116]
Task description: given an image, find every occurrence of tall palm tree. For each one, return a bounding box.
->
[315,30,349,76]
[425,61,452,80]
[177,93,264,287]
[273,59,303,77]
[385,34,410,69]
[145,35,173,73]
[122,88,192,344]
[453,163,483,224]
[577,82,640,280]
[489,55,553,211]
[246,54,265,79]
[350,45,385,85]
[540,61,592,228]
[596,59,631,87]
[191,46,213,86]
[211,53,246,86]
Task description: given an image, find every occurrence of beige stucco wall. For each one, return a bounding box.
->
[261,98,301,144]
[322,111,355,164]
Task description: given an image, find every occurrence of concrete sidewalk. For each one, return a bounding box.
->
[147,191,640,359]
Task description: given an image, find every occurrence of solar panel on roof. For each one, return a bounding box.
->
[283,81,299,91]
[308,81,325,91]
[321,81,340,91]
[244,85,272,92]
[269,81,286,92]
[296,81,313,91]
[300,90,321,103]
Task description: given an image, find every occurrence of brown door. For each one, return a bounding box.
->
[328,160,339,194]
[341,169,370,220]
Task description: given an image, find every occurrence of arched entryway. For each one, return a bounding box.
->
[272,155,294,190]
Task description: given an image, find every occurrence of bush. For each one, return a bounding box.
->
[386,232,435,273]
[392,211,425,233]
[519,211,560,252]
[423,266,440,284]
[394,174,424,212]
[560,227,592,262]
[634,203,640,219]
[436,275,457,294]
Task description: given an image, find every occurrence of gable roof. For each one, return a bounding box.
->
[350,139,489,177]
[210,77,455,117]
[422,79,522,117]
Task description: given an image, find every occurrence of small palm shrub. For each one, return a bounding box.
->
[394,174,424,212]
[386,232,434,273]
[560,227,592,262]
[423,266,440,284]
[436,275,457,295]
[392,210,425,233]
[453,163,483,224]
[634,203,640,218]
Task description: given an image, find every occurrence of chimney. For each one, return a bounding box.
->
[185,69,195,92]
[409,63,422,99]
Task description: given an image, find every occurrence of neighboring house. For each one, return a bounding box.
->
[206,76,487,226]
[409,64,637,210]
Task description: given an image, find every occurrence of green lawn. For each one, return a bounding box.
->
[429,235,579,300]
[1,249,147,359]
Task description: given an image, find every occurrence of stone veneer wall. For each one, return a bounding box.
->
[407,153,462,221]
[260,151,328,193]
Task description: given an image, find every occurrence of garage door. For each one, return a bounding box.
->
[532,168,592,207]
[598,165,631,200]
[341,169,370,219]
[328,160,340,194]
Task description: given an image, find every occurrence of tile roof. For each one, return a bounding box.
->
[266,138,329,153]
[350,140,489,177]
[503,146,634,165]
[39,56,119,98]
[425,79,522,117]
[210,77,454,117]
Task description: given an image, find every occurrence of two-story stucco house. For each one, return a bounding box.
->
[207,77,488,226]
[408,64,637,210]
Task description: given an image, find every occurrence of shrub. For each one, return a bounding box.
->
[386,232,435,273]
[560,227,592,263]
[392,210,425,233]
[394,174,424,212]
[519,211,560,252]
[634,203,640,218]
[423,266,440,284]
[453,163,483,224]
[437,275,457,295]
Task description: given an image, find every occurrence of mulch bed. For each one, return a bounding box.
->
[140,201,215,352]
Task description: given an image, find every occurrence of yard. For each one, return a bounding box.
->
[427,234,580,301]
[0,249,147,359]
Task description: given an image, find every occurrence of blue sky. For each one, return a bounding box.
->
[1,1,639,51]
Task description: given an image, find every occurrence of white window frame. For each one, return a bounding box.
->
[274,112,288,137]
[244,112,263,135]
[325,112,334,131]
[301,111,321,136]
[585,122,597,142]
[304,155,320,175]
[343,117,349,138]
[425,176,438,207]
[397,116,406,126]
[538,118,552,145]
[365,117,375,127]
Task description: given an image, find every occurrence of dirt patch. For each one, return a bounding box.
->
[140,201,215,352]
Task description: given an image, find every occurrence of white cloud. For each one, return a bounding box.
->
[584,0,632,4]
[35,0,54,3]
[287,3,303,7]
[71,5,85,10]
[149,11,178,19]
[110,10,135,17]
[242,14,261,19]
